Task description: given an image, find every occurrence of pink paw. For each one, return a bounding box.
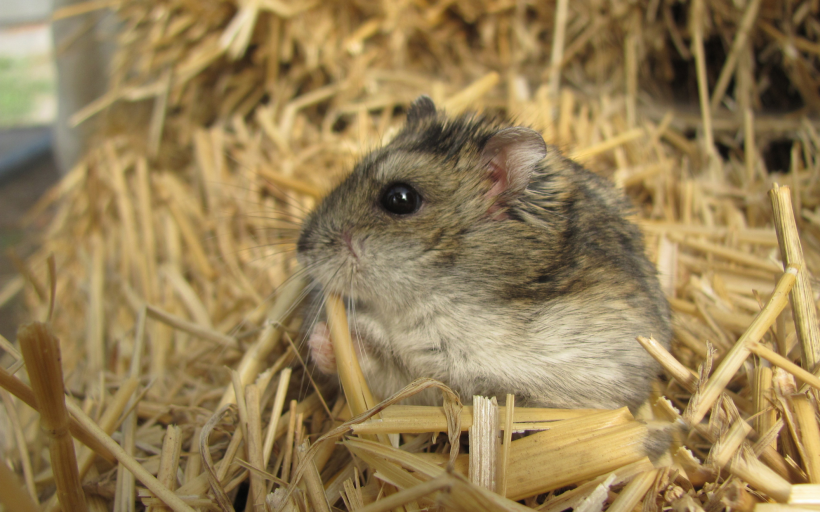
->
[308,321,337,375]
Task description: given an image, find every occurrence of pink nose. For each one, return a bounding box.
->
[342,230,358,259]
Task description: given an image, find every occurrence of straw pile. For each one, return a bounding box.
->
[2,0,820,511]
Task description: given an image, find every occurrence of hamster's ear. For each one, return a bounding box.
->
[406,95,437,125]
[481,127,547,200]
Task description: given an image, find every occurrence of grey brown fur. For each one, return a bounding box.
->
[297,96,671,411]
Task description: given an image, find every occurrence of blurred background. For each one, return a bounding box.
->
[0,0,60,340]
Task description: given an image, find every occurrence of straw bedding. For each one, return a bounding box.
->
[1,0,820,511]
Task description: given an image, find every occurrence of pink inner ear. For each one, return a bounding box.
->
[480,127,547,216]
[487,155,508,199]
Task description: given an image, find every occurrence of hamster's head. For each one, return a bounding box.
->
[297,96,548,304]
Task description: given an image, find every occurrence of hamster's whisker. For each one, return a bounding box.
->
[233,241,298,253]
[239,251,296,266]
[200,176,310,223]
[282,331,334,418]
[236,264,325,337]
[240,214,304,225]
[346,291,367,373]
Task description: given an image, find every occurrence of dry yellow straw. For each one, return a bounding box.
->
[687,264,799,425]
[297,441,332,512]
[355,476,453,512]
[636,335,698,391]
[146,425,182,512]
[690,0,714,153]
[546,0,569,97]
[790,484,820,506]
[0,366,114,461]
[753,364,777,451]
[325,293,377,415]
[606,469,658,512]
[17,322,88,512]
[497,394,514,497]
[1,389,36,503]
[637,332,798,483]
[69,402,197,512]
[469,395,498,492]
[709,0,763,111]
[263,368,292,467]
[748,342,820,392]
[667,233,782,274]
[793,395,820,483]
[442,72,500,115]
[351,404,593,435]
[769,184,820,372]
[245,384,266,510]
[145,305,236,348]
[0,458,39,512]
[218,276,304,407]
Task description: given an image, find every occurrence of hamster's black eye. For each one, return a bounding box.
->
[379,183,422,215]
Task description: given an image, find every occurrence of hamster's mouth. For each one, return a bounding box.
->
[300,254,367,300]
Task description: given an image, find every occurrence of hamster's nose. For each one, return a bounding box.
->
[342,230,359,259]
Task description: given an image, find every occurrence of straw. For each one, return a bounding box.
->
[17,322,87,512]
[686,265,799,426]
[497,394,514,498]
[769,185,820,371]
[7,2,820,509]
[468,395,498,492]
[145,425,182,512]
[793,395,820,483]
[0,459,39,512]
[325,293,377,416]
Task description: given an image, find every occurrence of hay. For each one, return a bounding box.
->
[1,0,820,511]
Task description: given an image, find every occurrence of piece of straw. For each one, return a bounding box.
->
[442,72,500,115]
[606,469,658,512]
[769,184,820,372]
[537,459,655,512]
[546,0,569,97]
[263,367,292,468]
[245,384,266,511]
[709,0,763,111]
[469,395,498,492]
[753,365,777,451]
[686,265,799,426]
[498,394,514,497]
[793,395,820,483]
[689,0,714,153]
[790,484,820,506]
[637,335,698,391]
[0,365,114,461]
[281,399,298,483]
[325,293,377,416]
[0,458,39,512]
[17,322,88,512]
[218,275,304,407]
[355,476,452,512]
[296,441,332,512]
[748,342,820,392]
[0,390,38,503]
[351,404,594,435]
[145,425,182,512]
[145,304,236,348]
[667,233,783,274]
[506,420,649,500]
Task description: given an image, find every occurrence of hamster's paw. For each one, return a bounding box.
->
[308,321,337,375]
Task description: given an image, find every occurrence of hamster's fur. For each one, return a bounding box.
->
[297,96,671,411]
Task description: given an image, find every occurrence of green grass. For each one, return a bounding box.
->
[0,56,54,127]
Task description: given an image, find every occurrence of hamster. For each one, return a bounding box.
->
[296,96,671,411]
